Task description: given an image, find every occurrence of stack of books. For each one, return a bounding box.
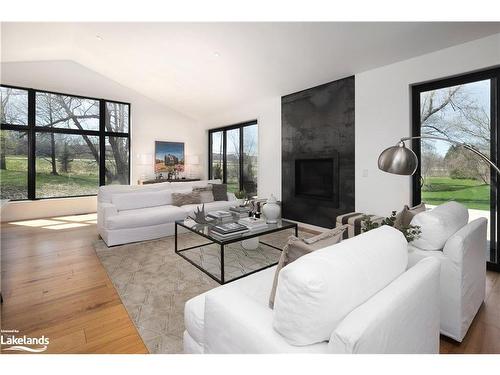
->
[229,206,250,218]
[211,222,249,237]
[207,210,233,222]
[238,217,268,231]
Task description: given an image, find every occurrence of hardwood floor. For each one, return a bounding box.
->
[440,270,500,354]
[1,213,499,354]
[0,214,148,354]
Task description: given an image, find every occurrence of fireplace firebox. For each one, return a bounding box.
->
[295,158,335,200]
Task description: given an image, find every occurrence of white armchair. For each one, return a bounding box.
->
[184,226,441,354]
[408,202,487,342]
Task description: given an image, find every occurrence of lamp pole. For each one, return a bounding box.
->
[401,136,500,176]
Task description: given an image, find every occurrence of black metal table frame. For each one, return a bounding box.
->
[174,220,298,284]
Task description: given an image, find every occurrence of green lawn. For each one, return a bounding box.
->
[422,176,490,211]
[1,156,98,199]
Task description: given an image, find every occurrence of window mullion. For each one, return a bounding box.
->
[222,130,227,184]
[99,100,106,186]
[239,125,244,192]
[27,89,36,200]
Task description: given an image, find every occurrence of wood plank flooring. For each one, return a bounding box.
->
[0,214,148,354]
[1,213,499,354]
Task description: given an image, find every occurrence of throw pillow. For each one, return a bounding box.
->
[210,183,228,201]
[193,185,214,203]
[394,202,426,229]
[268,225,347,309]
[171,191,201,207]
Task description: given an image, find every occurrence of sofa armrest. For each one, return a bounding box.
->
[441,217,487,340]
[443,218,487,266]
[97,202,118,229]
[204,288,327,353]
[227,192,237,201]
[329,257,440,354]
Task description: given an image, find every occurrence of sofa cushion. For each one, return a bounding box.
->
[269,225,347,309]
[172,191,201,207]
[98,182,171,203]
[184,266,277,348]
[394,202,426,229]
[111,190,172,211]
[410,201,469,251]
[272,225,408,346]
[107,205,187,230]
[193,185,214,203]
[184,293,206,346]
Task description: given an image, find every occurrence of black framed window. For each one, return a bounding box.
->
[411,67,500,271]
[0,84,130,200]
[209,120,258,196]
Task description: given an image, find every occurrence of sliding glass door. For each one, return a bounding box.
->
[208,120,258,196]
[412,68,500,270]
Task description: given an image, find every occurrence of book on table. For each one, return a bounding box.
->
[230,206,250,213]
[238,217,268,230]
[207,210,233,219]
[210,222,249,237]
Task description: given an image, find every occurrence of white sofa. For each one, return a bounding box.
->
[97,179,237,246]
[184,226,441,354]
[407,201,487,342]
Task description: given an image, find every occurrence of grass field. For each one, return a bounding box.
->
[1,155,98,199]
[422,176,490,211]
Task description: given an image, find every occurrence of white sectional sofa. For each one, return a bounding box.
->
[97,179,237,246]
[184,226,441,354]
[407,201,487,342]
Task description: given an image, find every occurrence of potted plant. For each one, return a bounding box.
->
[234,190,247,206]
[361,211,422,243]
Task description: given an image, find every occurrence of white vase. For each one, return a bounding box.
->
[242,237,259,250]
[262,194,280,224]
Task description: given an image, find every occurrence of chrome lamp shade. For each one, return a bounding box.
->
[378,141,418,175]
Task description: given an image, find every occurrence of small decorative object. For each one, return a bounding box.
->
[361,211,422,243]
[234,190,246,206]
[262,194,280,224]
[242,237,260,250]
[189,204,213,224]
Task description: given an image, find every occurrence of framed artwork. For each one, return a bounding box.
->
[155,141,185,173]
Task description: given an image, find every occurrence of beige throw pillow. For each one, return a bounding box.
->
[193,185,214,203]
[172,191,201,207]
[394,202,426,229]
[268,225,347,309]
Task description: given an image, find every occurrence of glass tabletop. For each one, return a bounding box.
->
[176,217,297,244]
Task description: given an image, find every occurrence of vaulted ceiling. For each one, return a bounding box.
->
[2,22,500,120]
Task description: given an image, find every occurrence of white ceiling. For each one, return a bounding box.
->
[2,22,500,120]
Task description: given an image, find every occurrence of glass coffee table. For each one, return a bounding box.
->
[175,218,298,284]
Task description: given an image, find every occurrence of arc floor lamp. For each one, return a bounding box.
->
[378,135,500,176]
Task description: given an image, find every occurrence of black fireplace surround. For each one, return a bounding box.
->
[282,76,355,228]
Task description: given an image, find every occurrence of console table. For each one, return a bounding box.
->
[138,178,201,185]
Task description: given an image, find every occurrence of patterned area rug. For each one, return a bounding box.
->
[94,229,302,354]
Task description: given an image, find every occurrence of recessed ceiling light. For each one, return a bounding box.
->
[96,35,103,41]
[213,52,220,57]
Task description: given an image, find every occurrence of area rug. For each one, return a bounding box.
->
[94,229,305,354]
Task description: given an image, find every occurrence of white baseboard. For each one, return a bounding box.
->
[1,196,97,222]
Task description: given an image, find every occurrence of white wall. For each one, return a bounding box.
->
[1,60,205,221]
[203,96,282,199]
[355,33,500,217]
[3,33,499,222]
